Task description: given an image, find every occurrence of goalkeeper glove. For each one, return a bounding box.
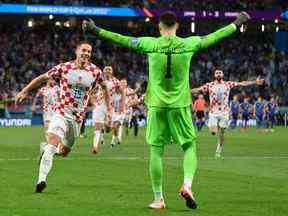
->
[233,12,251,27]
[82,18,101,35]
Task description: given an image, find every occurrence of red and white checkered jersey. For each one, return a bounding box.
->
[47,61,103,123]
[201,81,239,115]
[91,85,104,107]
[36,85,60,113]
[92,77,120,109]
[125,87,137,114]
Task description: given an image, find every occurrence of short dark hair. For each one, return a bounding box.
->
[159,11,178,28]
[77,40,92,48]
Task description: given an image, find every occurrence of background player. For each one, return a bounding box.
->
[265,96,278,132]
[110,80,126,147]
[193,94,207,131]
[239,97,252,132]
[229,95,240,130]
[90,66,119,153]
[191,69,264,158]
[254,96,266,132]
[83,11,251,209]
[16,41,111,193]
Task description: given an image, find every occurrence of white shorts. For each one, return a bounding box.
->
[208,113,229,129]
[112,112,125,124]
[47,114,81,149]
[43,111,54,125]
[92,103,107,124]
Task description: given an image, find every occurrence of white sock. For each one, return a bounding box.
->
[184,178,192,190]
[111,135,117,145]
[93,130,102,148]
[118,125,123,143]
[56,145,61,154]
[38,144,57,183]
[216,143,223,153]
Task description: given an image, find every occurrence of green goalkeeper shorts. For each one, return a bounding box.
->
[146,106,197,147]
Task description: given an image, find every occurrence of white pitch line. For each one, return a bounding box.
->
[0,156,288,162]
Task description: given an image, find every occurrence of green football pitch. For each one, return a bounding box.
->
[0,126,287,216]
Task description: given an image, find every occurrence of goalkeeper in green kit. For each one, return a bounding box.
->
[82,11,250,209]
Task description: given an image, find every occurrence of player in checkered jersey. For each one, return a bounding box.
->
[32,78,60,156]
[16,41,111,193]
[90,66,122,152]
[110,79,127,147]
[191,69,264,158]
[113,79,141,145]
[122,80,139,138]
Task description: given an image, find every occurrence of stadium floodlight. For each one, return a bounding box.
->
[261,24,265,32]
[276,26,279,32]
[55,21,61,26]
[275,19,279,24]
[27,20,33,27]
[145,17,150,22]
[191,21,195,33]
[49,15,54,20]
[64,21,70,27]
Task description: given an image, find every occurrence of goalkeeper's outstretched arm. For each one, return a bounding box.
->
[82,19,154,53]
[199,12,250,50]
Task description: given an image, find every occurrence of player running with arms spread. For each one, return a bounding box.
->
[32,79,60,156]
[191,69,264,158]
[83,11,250,209]
[90,66,121,153]
[16,41,111,193]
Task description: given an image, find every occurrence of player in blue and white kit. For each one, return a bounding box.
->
[240,97,252,132]
[265,97,278,132]
[253,96,266,132]
[229,95,240,129]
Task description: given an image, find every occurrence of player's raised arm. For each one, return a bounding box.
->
[82,19,155,53]
[237,77,265,87]
[199,12,250,50]
[15,73,49,103]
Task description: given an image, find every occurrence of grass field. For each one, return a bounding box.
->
[0,126,287,216]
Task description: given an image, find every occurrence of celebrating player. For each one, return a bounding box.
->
[83,11,250,209]
[32,79,60,157]
[16,41,111,193]
[191,69,264,158]
[90,66,120,153]
[110,79,126,147]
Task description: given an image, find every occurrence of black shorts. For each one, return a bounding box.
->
[196,111,205,119]
[242,113,249,121]
[232,113,238,120]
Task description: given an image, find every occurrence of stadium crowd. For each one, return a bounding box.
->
[1,19,288,108]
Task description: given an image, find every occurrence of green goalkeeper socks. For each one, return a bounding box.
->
[183,142,197,187]
[149,146,164,200]
[149,142,197,200]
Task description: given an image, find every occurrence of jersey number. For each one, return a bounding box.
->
[165,53,172,79]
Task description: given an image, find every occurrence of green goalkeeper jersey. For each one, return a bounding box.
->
[98,24,236,108]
